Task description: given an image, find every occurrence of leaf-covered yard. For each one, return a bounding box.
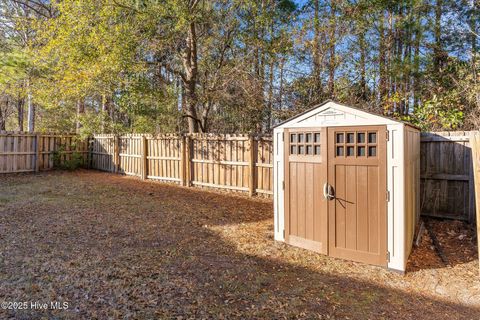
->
[0,170,479,319]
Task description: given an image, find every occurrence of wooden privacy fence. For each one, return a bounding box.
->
[421,131,476,222]
[1,131,477,220]
[0,132,88,173]
[89,134,273,196]
[91,131,478,218]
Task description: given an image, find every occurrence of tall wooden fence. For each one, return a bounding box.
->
[420,131,476,222]
[0,132,88,174]
[89,134,273,196]
[1,131,477,221]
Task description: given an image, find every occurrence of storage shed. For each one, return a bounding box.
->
[273,100,420,272]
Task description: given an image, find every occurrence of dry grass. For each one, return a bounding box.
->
[0,170,479,319]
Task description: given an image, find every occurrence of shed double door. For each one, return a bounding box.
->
[285,126,387,267]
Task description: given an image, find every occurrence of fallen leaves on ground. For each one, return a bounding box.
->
[0,170,478,319]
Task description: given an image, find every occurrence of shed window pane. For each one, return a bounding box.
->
[347,133,355,143]
[336,146,344,156]
[357,146,366,156]
[368,146,377,156]
[314,133,321,143]
[314,145,321,155]
[368,132,377,143]
[290,134,296,143]
[347,146,354,157]
[336,133,344,143]
[306,145,313,155]
[290,145,296,154]
[306,133,312,143]
[357,133,366,143]
[298,134,304,143]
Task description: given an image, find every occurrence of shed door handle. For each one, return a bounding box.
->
[323,183,335,200]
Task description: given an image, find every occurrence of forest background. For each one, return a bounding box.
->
[0,0,478,136]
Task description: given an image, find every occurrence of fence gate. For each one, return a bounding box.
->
[284,128,328,254]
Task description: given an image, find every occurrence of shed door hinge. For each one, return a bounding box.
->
[387,251,390,262]
[282,132,284,142]
[282,181,285,190]
[386,130,390,141]
[283,229,285,238]
[386,190,390,202]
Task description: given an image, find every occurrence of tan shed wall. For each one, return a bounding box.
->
[404,126,421,260]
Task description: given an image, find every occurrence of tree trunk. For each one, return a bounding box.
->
[266,60,274,132]
[0,106,5,131]
[413,4,422,107]
[396,2,405,114]
[76,99,85,133]
[359,28,367,101]
[101,95,107,132]
[387,10,394,110]
[182,21,200,133]
[17,97,24,132]
[379,11,387,105]
[313,0,322,97]
[433,0,443,74]
[26,79,34,132]
[471,0,479,108]
[279,56,285,109]
[328,0,336,99]
[470,0,478,76]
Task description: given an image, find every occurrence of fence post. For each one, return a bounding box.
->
[469,131,480,275]
[141,135,148,180]
[86,136,92,169]
[113,135,120,173]
[185,134,192,187]
[35,133,40,172]
[248,135,256,197]
[180,134,186,186]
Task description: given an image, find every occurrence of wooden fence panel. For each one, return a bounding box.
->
[147,135,182,183]
[255,136,273,195]
[3,131,478,211]
[0,132,87,173]
[118,134,143,177]
[189,134,251,192]
[87,130,474,212]
[90,134,115,172]
[0,133,36,173]
[420,131,475,222]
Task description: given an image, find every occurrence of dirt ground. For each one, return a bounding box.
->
[0,170,479,319]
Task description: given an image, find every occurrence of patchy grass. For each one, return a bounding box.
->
[0,170,478,319]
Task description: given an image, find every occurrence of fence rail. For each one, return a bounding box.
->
[0,132,88,173]
[89,134,274,196]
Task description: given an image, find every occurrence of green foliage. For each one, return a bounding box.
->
[52,145,85,171]
[0,50,30,84]
[402,96,464,131]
